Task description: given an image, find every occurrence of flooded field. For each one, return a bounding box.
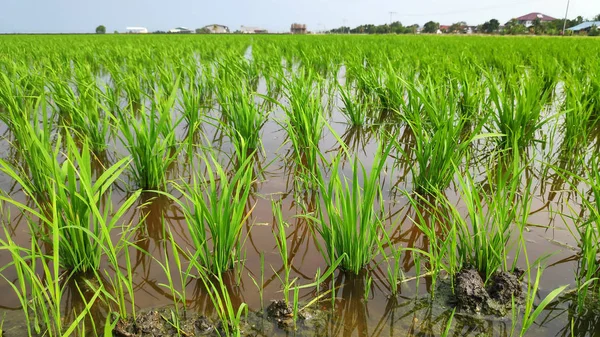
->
[0,35,599,337]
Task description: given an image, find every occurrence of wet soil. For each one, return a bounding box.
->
[111,302,329,337]
[453,268,524,316]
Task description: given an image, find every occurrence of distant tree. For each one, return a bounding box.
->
[95,25,106,34]
[590,25,600,37]
[423,21,440,33]
[482,19,500,33]
[449,21,467,33]
[113,30,119,34]
[196,27,211,34]
[531,18,548,34]
[594,14,600,21]
[576,16,584,24]
[505,19,526,35]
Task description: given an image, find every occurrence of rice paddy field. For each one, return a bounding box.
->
[0,34,600,337]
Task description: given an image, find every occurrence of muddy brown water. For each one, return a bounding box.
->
[0,84,597,337]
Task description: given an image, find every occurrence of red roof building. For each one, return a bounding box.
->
[515,12,557,27]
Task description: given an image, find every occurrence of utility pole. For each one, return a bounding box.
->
[562,0,571,35]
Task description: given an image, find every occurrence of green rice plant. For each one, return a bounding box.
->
[556,155,600,311]
[180,64,212,136]
[313,145,389,274]
[1,137,140,273]
[562,73,597,150]
[0,95,57,203]
[165,153,254,274]
[450,157,524,282]
[271,200,296,305]
[0,194,106,337]
[117,79,182,190]
[194,268,248,337]
[403,195,453,297]
[518,265,568,337]
[248,252,265,309]
[486,73,554,150]
[337,82,372,127]
[216,75,267,155]
[378,232,403,296]
[397,78,488,195]
[278,71,325,184]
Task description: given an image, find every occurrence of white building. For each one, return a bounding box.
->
[169,27,193,34]
[126,27,148,34]
[203,24,230,34]
[240,26,268,34]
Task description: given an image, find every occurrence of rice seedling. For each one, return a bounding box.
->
[1,137,140,273]
[397,77,488,195]
[337,82,372,127]
[562,73,597,150]
[450,158,525,282]
[216,72,267,156]
[180,63,212,137]
[313,144,389,274]
[555,155,600,311]
[165,153,254,274]
[0,193,110,337]
[271,200,296,305]
[486,73,554,151]
[277,71,326,184]
[518,264,568,337]
[117,79,182,190]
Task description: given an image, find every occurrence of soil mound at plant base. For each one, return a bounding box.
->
[455,269,490,313]
[113,309,215,337]
[265,300,329,333]
[488,271,523,304]
[454,268,524,316]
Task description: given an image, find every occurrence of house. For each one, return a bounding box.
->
[439,25,451,33]
[240,26,268,34]
[290,23,307,34]
[203,24,230,34]
[169,27,193,34]
[126,27,148,34]
[567,21,600,33]
[514,13,557,27]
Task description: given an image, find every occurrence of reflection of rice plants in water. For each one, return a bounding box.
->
[0,34,599,336]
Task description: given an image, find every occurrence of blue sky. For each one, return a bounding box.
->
[0,0,598,33]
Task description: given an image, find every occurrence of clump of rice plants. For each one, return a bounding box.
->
[337,82,373,127]
[450,156,526,282]
[562,73,598,150]
[314,144,390,274]
[557,155,600,312]
[117,80,182,190]
[486,73,553,151]
[1,137,140,273]
[166,153,254,274]
[397,78,487,195]
[216,69,267,156]
[180,63,213,137]
[279,71,326,184]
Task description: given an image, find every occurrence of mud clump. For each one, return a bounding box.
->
[266,300,295,330]
[455,269,490,313]
[488,271,523,304]
[454,268,524,316]
[264,300,329,333]
[113,308,216,337]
